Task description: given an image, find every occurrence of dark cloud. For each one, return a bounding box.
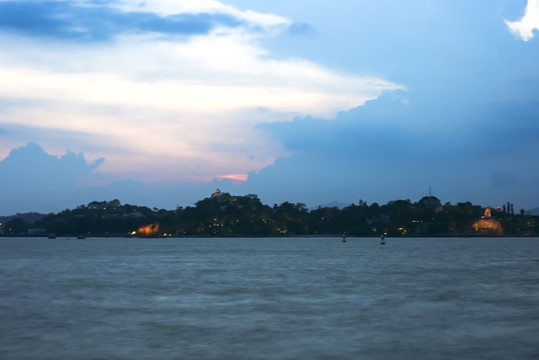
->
[0,2,69,36]
[246,92,444,205]
[258,91,428,159]
[245,84,539,210]
[0,143,221,215]
[0,143,103,214]
[1,142,103,177]
[0,1,242,41]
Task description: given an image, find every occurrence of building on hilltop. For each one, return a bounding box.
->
[472,207,504,235]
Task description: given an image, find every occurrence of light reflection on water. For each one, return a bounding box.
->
[1,237,538,359]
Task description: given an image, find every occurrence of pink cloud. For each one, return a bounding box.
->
[217,174,249,182]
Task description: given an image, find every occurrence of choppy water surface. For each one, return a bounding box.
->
[1,237,538,359]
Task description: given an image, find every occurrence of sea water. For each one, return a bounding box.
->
[1,237,538,360]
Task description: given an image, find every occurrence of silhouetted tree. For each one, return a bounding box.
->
[4,218,29,235]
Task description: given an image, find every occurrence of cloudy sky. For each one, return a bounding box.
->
[1,0,538,214]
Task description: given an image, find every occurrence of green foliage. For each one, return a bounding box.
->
[2,194,537,237]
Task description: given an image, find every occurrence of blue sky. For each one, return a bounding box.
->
[1,0,538,214]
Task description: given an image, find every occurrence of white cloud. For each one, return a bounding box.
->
[0,0,402,184]
[106,0,290,29]
[506,0,539,41]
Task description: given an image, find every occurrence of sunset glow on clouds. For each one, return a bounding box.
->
[0,0,400,183]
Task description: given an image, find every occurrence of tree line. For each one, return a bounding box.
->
[1,191,537,237]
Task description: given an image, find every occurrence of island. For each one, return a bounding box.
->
[1,191,537,238]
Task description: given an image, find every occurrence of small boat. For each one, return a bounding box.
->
[380,234,385,245]
[48,233,56,239]
[77,234,86,239]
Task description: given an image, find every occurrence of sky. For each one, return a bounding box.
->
[1,0,539,215]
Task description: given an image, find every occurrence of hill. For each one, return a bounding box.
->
[0,212,45,233]
[1,192,538,237]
